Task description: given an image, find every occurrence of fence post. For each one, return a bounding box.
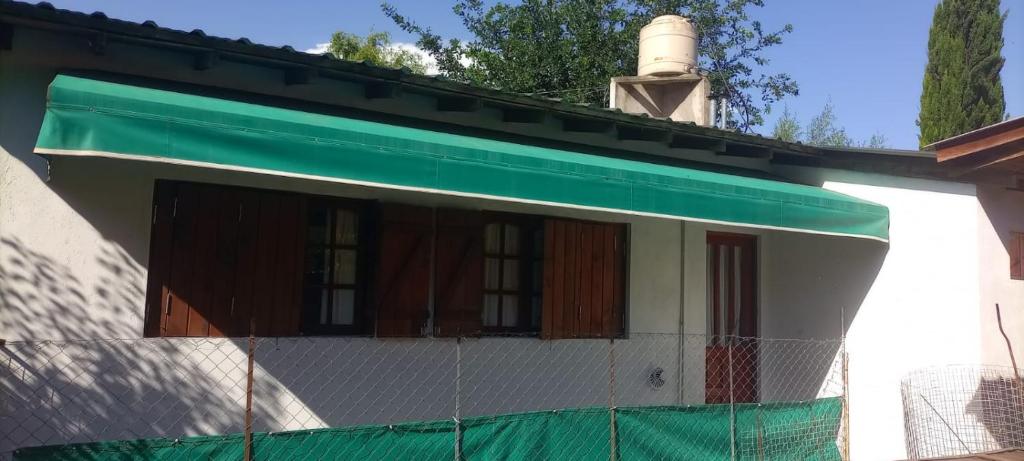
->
[609,338,617,461]
[729,336,736,461]
[454,336,462,461]
[842,341,850,461]
[841,307,850,461]
[244,318,256,461]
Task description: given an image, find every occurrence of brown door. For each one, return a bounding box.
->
[704,232,758,404]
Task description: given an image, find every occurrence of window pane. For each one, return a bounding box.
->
[307,207,330,245]
[502,260,519,290]
[485,258,501,290]
[334,209,359,245]
[333,249,357,284]
[305,247,330,284]
[501,295,519,327]
[484,223,502,254]
[331,289,355,325]
[504,224,519,255]
[483,294,500,326]
[532,260,543,291]
[532,228,544,257]
[302,287,328,324]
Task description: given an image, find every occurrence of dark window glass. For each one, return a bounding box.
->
[302,204,365,334]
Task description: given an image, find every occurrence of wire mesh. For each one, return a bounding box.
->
[1,334,847,460]
[901,365,1024,460]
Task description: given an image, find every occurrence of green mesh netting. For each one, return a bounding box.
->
[14,398,841,460]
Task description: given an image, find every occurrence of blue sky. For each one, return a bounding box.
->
[46,0,1023,149]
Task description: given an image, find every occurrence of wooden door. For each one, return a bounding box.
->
[704,232,758,404]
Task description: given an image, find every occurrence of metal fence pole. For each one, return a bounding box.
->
[244,318,256,461]
[609,338,617,461]
[454,337,462,461]
[729,336,736,461]
[841,307,851,461]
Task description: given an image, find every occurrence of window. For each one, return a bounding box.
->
[302,201,368,335]
[1012,232,1023,281]
[145,181,628,339]
[482,217,544,333]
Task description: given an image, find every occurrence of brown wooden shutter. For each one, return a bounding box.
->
[374,203,432,337]
[144,181,305,337]
[541,219,626,339]
[1012,232,1023,281]
[144,181,176,337]
[433,209,484,337]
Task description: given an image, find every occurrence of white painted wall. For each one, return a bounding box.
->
[1,22,1013,461]
[976,185,1024,369]
[774,167,984,461]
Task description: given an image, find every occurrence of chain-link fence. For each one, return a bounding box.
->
[901,365,1024,460]
[2,334,848,460]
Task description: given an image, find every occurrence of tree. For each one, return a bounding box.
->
[805,100,853,148]
[772,106,801,142]
[772,101,888,148]
[383,0,797,132]
[328,31,428,74]
[917,0,1006,147]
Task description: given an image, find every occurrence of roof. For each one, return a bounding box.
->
[0,0,952,181]
[926,117,1024,186]
[925,116,1024,152]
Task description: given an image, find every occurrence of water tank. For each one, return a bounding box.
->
[638,15,698,77]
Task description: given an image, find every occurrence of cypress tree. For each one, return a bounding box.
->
[918,0,1006,147]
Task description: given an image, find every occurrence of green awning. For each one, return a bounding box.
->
[34,75,889,241]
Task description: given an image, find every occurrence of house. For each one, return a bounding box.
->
[0,3,1020,460]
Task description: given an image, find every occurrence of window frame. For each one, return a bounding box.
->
[300,197,375,336]
[481,212,544,335]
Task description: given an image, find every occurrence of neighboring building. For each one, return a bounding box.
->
[927,117,1024,370]
[0,3,1019,460]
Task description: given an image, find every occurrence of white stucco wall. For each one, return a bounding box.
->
[775,167,984,461]
[977,185,1024,369]
[1,22,1014,461]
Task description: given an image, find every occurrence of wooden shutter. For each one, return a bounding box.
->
[144,181,305,337]
[374,203,432,337]
[541,219,626,339]
[1012,232,1023,281]
[434,209,484,337]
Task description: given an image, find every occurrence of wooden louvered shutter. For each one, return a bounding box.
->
[144,181,305,337]
[434,209,484,337]
[374,204,432,337]
[541,219,626,339]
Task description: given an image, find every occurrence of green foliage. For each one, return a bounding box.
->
[861,133,888,149]
[805,100,853,148]
[917,0,1006,147]
[772,106,801,142]
[328,31,428,74]
[383,0,797,131]
[772,101,888,148]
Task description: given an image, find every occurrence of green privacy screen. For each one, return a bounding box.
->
[35,75,888,241]
[14,398,842,461]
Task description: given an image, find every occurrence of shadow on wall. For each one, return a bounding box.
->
[966,376,1024,451]
[0,236,287,455]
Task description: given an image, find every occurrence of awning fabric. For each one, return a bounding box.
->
[35,75,889,241]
